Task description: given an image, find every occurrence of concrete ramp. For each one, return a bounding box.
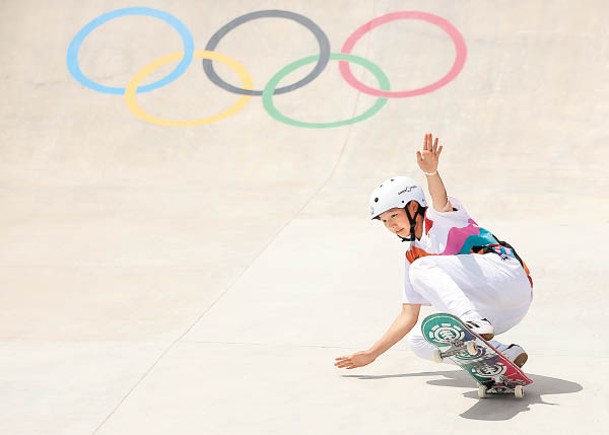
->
[0,1,606,433]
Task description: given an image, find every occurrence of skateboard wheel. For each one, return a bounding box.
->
[433,349,443,364]
[466,341,477,356]
[478,385,487,399]
[514,385,525,399]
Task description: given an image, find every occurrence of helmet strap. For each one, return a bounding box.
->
[399,203,427,242]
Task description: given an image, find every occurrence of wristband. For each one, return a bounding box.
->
[423,170,438,176]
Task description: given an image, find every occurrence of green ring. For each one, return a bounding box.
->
[262,53,390,129]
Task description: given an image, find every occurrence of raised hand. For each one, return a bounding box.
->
[416,133,443,175]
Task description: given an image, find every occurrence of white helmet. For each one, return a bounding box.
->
[369,176,427,220]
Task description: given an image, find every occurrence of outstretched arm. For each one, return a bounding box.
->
[334,304,421,370]
[417,133,452,212]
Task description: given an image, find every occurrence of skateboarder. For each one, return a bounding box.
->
[335,133,533,370]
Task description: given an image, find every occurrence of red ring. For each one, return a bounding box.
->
[339,11,467,98]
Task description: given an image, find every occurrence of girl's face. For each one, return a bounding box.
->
[378,208,411,237]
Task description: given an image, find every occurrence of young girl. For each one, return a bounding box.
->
[335,133,533,370]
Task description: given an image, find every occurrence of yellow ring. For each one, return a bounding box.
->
[125,50,253,126]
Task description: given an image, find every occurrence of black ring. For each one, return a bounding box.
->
[203,10,331,96]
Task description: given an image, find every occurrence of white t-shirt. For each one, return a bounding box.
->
[402,196,497,305]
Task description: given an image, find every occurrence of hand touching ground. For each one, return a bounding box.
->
[334,351,376,370]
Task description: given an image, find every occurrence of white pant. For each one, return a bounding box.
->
[407,253,533,362]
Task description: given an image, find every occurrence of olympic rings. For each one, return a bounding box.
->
[67,7,467,128]
[203,10,330,96]
[263,53,389,128]
[125,50,253,127]
[66,7,194,95]
[339,11,467,98]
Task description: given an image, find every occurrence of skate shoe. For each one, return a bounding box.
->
[464,318,494,340]
[503,344,528,368]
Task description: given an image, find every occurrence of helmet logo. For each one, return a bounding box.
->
[398,186,418,195]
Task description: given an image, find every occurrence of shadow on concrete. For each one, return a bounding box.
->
[343,370,583,421]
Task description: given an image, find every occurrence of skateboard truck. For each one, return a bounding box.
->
[432,340,478,363]
[478,380,525,399]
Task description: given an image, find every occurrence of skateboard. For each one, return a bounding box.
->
[421,313,532,399]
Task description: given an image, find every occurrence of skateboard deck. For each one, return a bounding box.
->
[421,313,533,399]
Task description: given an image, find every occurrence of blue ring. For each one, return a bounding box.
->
[66,7,194,95]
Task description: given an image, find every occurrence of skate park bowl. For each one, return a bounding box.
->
[0,1,606,434]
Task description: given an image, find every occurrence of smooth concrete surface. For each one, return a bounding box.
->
[1,0,607,434]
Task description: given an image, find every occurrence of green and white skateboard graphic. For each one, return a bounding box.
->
[421,313,532,399]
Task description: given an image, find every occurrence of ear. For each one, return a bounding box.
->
[407,200,419,215]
